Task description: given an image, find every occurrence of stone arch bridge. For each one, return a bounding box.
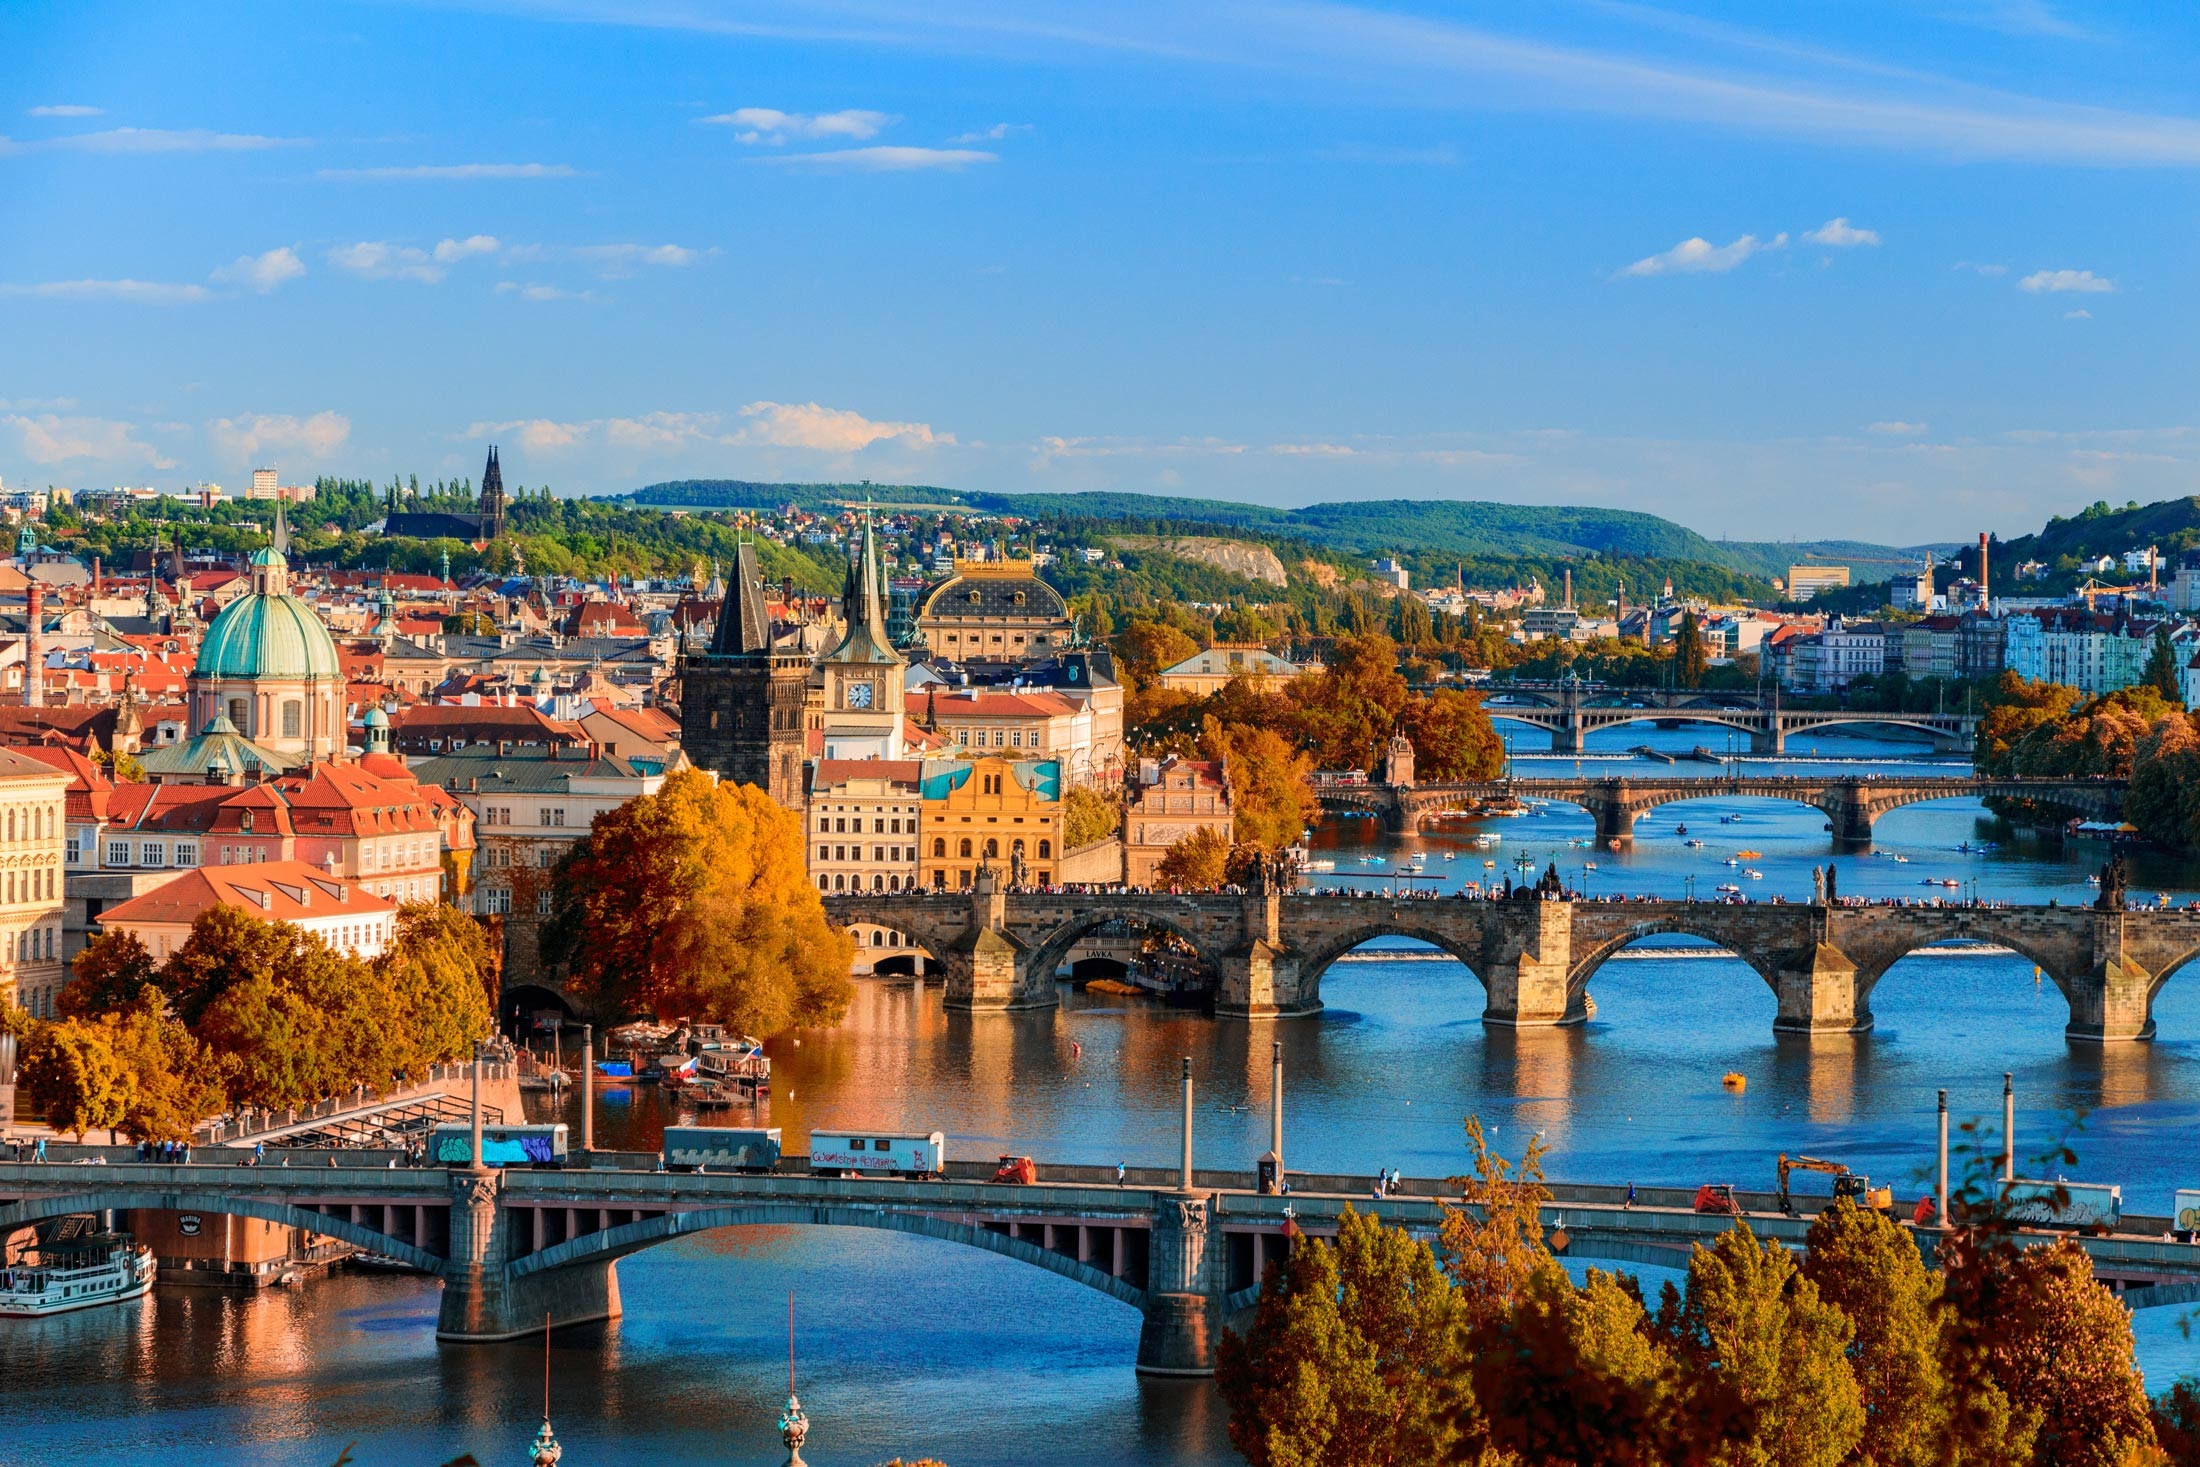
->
[826,881,2200,1042]
[1478,684,1979,755]
[1318,774,2127,844]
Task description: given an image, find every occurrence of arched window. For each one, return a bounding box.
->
[834,873,846,890]
[228,697,247,729]
[1011,838,1026,856]
[983,838,999,859]
[958,838,972,858]
[933,838,947,858]
[1038,839,1051,858]
[282,701,303,739]
[818,876,829,892]
[6,809,14,841]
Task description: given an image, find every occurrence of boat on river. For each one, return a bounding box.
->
[0,1218,155,1318]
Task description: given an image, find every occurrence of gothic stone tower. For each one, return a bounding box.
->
[679,542,809,807]
[478,445,507,540]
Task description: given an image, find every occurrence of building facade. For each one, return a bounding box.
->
[186,530,347,763]
[807,759,921,894]
[1124,756,1233,887]
[918,757,1063,890]
[96,860,398,962]
[912,560,1075,667]
[678,542,809,807]
[0,749,71,1017]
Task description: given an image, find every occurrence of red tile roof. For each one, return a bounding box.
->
[98,860,396,928]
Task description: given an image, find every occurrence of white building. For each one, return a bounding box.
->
[95,860,399,962]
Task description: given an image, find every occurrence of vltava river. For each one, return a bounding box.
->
[8,728,2200,1465]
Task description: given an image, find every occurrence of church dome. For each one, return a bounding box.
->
[192,551,343,682]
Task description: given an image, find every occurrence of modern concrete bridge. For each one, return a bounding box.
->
[826,880,2196,1040]
[5,1156,2197,1374]
[1476,684,1979,755]
[1317,773,2126,844]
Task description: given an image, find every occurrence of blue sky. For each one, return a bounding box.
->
[2,0,2196,542]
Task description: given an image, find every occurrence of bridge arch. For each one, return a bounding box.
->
[507,1202,1147,1311]
[1565,920,1782,1011]
[0,1189,447,1275]
[1846,924,2079,1014]
[1024,909,1226,994]
[1295,923,1490,993]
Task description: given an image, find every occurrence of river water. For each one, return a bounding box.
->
[8,727,2200,1466]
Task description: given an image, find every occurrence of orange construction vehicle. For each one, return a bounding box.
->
[1693,1183,1741,1216]
[1777,1154,1893,1215]
[993,1155,1037,1185]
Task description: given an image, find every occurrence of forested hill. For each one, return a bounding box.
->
[1997,497,2200,568]
[619,480,1917,579]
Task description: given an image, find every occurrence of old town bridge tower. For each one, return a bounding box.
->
[678,541,809,807]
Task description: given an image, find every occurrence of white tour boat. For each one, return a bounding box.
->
[0,1221,156,1318]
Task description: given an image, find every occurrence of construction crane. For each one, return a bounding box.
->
[1777,1154,1893,1215]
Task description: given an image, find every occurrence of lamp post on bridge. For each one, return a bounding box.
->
[1180,1056,1195,1191]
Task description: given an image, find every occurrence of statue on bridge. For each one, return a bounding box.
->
[2098,853,2128,911]
[1811,865,1825,905]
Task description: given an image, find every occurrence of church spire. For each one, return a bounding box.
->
[479,445,507,540]
[706,541,774,656]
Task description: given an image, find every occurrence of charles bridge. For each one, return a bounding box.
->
[8,1151,2200,1374]
[1475,683,1979,755]
[1317,773,2127,844]
[824,878,2197,1042]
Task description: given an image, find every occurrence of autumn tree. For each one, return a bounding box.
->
[1199,716,1319,851]
[1652,1225,1865,1467]
[1393,691,1505,783]
[1800,1199,1947,1467]
[1288,632,1410,771]
[162,902,310,1025]
[195,971,335,1110]
[1975,672,2082,771]
[1440,1115,1553,1332]
[1215,1205,1466,1467]
[376,901,497,1073]
[1155,827,1229,890]
[1061,785,1122,849]
[2127,713,2200,849]
[59,928,160,1019]
[20,1018,132,1140]
[544,768,853,1034]
[110,990,224,1142]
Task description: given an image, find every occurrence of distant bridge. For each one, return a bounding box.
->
[1316,774,2126,844]
[1475,684,1978,755]
[826,878,2184,1041]
[7,1155,2200,1375]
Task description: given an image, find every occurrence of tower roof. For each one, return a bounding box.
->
[706,542,775,656]
[826,514,902,668]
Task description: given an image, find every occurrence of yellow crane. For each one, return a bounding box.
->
[1777,1153,1893,1215]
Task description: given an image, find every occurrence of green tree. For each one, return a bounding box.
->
[1215,1205,1466,1467]
[544,768,854,1034]
[1801,1199,1946,1467]
[1393,691,1505,783]
[1061,785,1123,849]
[377,901,497,1073]
[1654,1224,1865,1467]
[20,1018,133,1139]
[58,929,160,1018]
[111,990,224,1143]
[2146,624,2184,705]
[1675,609,1708,687]
[195,971,333,1110]
[161,903,306,1025]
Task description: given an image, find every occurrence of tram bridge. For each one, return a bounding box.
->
[1316,773,2126,844]
[6,1155,2200,1374]
[825,878,2195,1040]
[1475,683,1979,755]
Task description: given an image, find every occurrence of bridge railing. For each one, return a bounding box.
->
[191,1061,515,1145]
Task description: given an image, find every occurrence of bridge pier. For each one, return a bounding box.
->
[1214,889,1322,1018]
[942,869,1058,1012]
[1825,793,1876,851]
[1751,725,1786,756]
[1550,723,1587,755]
[1771,943,1871,1035]
[1482,902,1580,1028]
[435,1168,623,1342]
[2065,918,2160,1042]
[1589,800,1635,845]
[1136,1193,1220,1376]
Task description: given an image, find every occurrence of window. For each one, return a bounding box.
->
[1038,839,1051,858]
[889,818,901,835]
[543,809,566,827]
[106,840,128,867]
[873,818,886,834]
[818,817,829,832]
[538,848,556,868]
[65,837,79,865]
[932,838,946,858]
[1011,731,1023,747]
[873,846,884,862]
[281,701,302,739]
[834,873,846,891]
[873,874,885,891]
[142,842,164,867]
[228,697,247,728]
[537,889,554,915]
[835,818,847,834]
[983,838,999,858]
[175,842,197,867]
[958,838,972,858]
[819,875,830,891]
[834,845,846,862]
[482,887,512,915]
[819,845,829,862]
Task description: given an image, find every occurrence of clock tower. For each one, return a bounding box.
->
[819,514,906,761]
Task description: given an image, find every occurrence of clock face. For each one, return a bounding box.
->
[846,681,873,709]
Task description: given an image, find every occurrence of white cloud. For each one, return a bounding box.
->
[1804,217,1880,247]
[572,243,706,276]
[1868,421,1929,436]
[494,281,604,303]
[2065,309,2093,319]
[210,246,306,293]
[1619,231,1786,277]
[326,241,443,283]
[468,418,591,454]
[207,411,351,465]
[735,401,949,451]
[1270,442,1357,456]
[26,105,101,118]
[316,163,579,181]
[434,235,502,263]
[0,278,212,303]
[1955,261,2010,276]
[23,127,297,153]
[949,122,1031,144]
[2019,268,2116,293]
[698,108,891,144]
[759,146,997,172]
[6,414,174,468]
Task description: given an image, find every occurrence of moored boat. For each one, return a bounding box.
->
[0,1220,155,1318]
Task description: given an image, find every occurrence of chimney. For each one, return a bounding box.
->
[1977,532,1990,608]
[1562,568,1572,610]
[92,557,101,595]
[23,582,42,709]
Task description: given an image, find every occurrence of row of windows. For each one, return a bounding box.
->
[2,867,57,903]
[819,845,914,864]
[948,728,1048,748]
[2,806,56,843]
[820,873,913,892]
[480,807,568,827]
[932,836,1048,860]
[7,925,56,965]
[820,816,914,834]
[475,887,556,916]
[932,867,1047,889]
[479,846,558,869]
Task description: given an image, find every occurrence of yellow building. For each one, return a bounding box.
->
[0,748,75,1017]
[1153,644,1317,697]
[913,559,1074,667]
[919,757,1062,890]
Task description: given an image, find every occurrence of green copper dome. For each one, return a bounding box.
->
[192,552,343,682]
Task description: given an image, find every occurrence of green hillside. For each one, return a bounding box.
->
[2001,497,2200,566]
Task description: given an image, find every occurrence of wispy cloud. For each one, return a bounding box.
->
[433,234,501,263]
[25,104,102,118]
[758,146,997,172]
[949,122,1031,144]
[0,278,212,303]
[571,243,707,275]
[1804,217,1880,247]
[326,241,445,283]
[1868,420,1929,436]
[2019,268,2116,293]
[316,162,580,180]
[698,107,892,144]
[1619,231,1786,277]
[207,411,351,464]
[495,281,604,303]
[0,126,300,155]
[468,402,951,456]
[1955,261,2010,276]
[210,246,306,293]
[6,413,175,468]
[2065,309,2093,319]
